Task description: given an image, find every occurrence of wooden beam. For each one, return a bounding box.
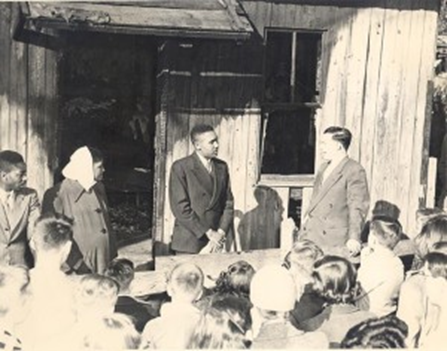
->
[130,249,283,296]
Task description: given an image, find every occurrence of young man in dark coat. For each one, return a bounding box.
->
[169,124,234,254]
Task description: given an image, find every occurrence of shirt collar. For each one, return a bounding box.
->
[0,188,14,204]
[196,151,212,169]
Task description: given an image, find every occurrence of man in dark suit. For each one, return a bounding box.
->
[0,151,40,267]
[169,124,234,254]
[300,127,370,258]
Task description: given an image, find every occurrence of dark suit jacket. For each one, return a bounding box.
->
[0,187,40,267]
[169,153,234,253]
[301,157,369,252]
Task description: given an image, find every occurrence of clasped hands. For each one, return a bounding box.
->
[206,229,226,248]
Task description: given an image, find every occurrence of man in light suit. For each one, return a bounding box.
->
[300,127,370,258]
[169,124,234,254]
[0,151,40,267]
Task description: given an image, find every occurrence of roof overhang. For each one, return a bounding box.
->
[20,1,253,40]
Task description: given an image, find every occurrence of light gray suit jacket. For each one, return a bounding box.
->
[300,158,370,252]
[0,187,40,267]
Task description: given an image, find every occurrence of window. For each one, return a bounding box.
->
[261,30,322,175]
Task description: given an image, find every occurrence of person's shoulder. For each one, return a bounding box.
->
[345,158,366,172]
[17,187,38,197]
[172,154,195,169]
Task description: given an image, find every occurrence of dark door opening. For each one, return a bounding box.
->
[58,31,157,248]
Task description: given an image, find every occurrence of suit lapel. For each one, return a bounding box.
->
[0,203,10,241]
[208,160,222,209]
[8,192,27,238]
[191,153,214,196]
[307,158,350,213]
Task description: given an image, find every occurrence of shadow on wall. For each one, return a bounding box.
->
[237,185,284,251]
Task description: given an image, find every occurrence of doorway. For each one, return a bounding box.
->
[57,31,157,265]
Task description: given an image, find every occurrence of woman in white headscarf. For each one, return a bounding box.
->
[42,146,117,274]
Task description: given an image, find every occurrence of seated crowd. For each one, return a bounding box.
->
[1,209,447,349]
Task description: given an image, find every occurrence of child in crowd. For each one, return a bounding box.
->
[104,258,156,332]
[80,313,141,349]
[211,260,255,300]
[283,240,326,328]
[398,214,447,347]
[250,265,328,349]
[415,252,447,348]
[412,213,447,269]
[141,262,204,349]
[16,215,78,349]
[357,216,404,317]
[188,295,253,349]
[340,314,408,349]
[0,266,29,351]
[42,274,120,350]
[301,256,374,347]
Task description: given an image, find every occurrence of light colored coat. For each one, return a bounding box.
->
[0,187,40,267]
[300,158,370,253]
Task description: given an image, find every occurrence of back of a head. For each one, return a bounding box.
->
[190,124,215,143]
[81,313,141,349]
[250,265,296,313]
[214,261,256,298]
[104,258,135,292]
[424,252,447,279]
[0,150,24,173]
[414,215,447,258]
[284,239,324,271]
[340,315,408,349]
[323,126,352,151]
[370,215,402,250]
[168,263,204,302]
[187,305,250,349]
[32,214,73,253]
[76,274,119,318]
[312,255,357,305]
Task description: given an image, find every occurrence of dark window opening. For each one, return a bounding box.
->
[261,30,322,175]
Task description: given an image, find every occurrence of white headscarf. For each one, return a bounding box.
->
[62,146,96,191]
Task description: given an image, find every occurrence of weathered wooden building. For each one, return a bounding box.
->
[0,1,440,259]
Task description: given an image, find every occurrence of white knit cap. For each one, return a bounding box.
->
[250,265,296,312]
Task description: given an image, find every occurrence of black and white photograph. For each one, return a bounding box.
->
[0,0,446,349]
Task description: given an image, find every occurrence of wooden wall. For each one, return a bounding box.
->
[154,39,264,253]
[242,0,439,238]
[0,3,58,199]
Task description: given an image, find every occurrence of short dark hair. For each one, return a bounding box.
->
[0,150,25,173]
[214,261,256,299]
[370,215,402,250]
[87,146,104,163]
[312,255,357,305]
[323,126,352,151]
[33,214,73,251]
[104,258,135,291]
[340,315,408,348]
[190,124,215,143]
[414,215,447,258]
[424,252,447,279]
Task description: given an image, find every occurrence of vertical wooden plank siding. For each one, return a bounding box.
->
[0,3,59,200]
[237,1,438,236]
[0,3,12,150]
